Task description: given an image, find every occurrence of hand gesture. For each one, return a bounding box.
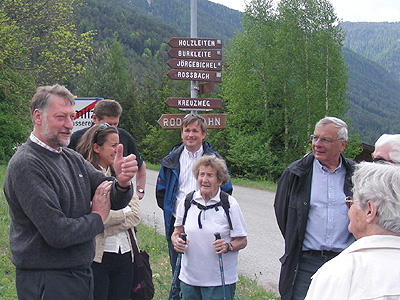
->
[113,144,138,187]
[91,180,113,221]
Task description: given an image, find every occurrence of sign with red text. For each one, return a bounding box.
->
[158,114,226,129]
[73,98,102,133]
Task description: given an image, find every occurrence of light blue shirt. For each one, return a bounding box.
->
[302,158,354,251]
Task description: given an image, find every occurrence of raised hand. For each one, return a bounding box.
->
[113,144,138,187]
[91,180,113,221]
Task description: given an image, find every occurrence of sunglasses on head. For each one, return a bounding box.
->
[94,123,110,143]
[183,113,205,123]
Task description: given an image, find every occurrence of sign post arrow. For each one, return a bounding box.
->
[158,114,226,130]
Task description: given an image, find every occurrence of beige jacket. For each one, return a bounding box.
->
[94,168,141,263]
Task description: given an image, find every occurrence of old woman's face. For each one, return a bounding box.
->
[198,165,222,202]
[347,195,368,240]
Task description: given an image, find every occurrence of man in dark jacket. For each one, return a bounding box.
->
[274,116,355,300]
[156,114,232,300]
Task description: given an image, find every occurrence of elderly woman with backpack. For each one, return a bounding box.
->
[172,155,247,300]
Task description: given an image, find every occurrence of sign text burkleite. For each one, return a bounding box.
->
[73,98,102,133]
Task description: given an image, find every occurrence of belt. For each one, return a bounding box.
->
[303,250,339,258]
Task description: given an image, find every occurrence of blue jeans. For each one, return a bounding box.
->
[91,251,133,300]
[180,281,236,300]
[292,251,338,300]
[168,238,182,300]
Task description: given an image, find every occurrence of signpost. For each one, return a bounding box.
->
[158,114,226,130]
[167,69,221,82]
[165,97,222,110]
[161,3,226,131]
[167,59,222,71]
[167,38,222,49]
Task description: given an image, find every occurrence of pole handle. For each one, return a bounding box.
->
[214,232,221,240]
[181,232,187,242]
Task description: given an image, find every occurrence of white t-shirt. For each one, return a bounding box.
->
[174,189,247,286]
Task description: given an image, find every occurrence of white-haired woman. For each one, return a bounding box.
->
[305,162,400,300]
[172,155,247,300]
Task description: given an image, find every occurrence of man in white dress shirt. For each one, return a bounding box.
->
[156,113,232,300]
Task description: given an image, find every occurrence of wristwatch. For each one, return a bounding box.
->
[137,189,145,194]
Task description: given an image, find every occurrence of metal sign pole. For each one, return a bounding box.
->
[190,0,198,114]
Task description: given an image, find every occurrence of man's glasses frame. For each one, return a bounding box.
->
[309,135,344,145]
[345,196,354,209]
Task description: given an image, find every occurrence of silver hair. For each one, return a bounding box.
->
[375,134,400,163]
[352,161,400,235]
[315,116,348,141]
[192,155,230,186]
[30,84,75,123]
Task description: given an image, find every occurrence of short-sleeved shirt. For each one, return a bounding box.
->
[174,189,247,286]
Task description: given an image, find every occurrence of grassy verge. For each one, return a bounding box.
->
[0,163,279,299]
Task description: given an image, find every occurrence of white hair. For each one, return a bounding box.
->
[353,161,400,235]
[375,134,400,163]
[315,116,348,141]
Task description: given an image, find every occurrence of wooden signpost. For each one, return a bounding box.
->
[158,114,226,129]
[162,37,225,129]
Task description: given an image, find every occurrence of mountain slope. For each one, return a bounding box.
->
[344,47,400,144]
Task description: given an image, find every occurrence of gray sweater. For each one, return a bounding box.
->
[3,139,132,270]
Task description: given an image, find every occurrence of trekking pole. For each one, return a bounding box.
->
[168,232,187,300]
[214,232,227,300]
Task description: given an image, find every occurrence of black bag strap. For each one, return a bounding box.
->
[128,228,140,257]
[182,190,233,230]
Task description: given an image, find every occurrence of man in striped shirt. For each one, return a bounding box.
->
[156,113,232,300]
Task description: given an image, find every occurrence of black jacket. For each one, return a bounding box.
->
[273,153,355,300]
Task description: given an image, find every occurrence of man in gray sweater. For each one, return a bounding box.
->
[3,84,138,300]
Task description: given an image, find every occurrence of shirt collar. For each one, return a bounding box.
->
[314,156,343,174]
[30,132,62,154]
[183,145,204,159]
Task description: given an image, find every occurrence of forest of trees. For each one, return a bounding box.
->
[2,0,400,180]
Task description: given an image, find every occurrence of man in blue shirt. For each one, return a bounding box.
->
[274,116,355,300]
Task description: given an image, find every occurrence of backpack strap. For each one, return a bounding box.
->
[182,190,196,227]
[220,190,233,230]
[182,190,233,230]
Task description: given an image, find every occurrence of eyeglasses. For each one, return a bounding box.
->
[183,113,205,123]
[310,135,342,145]
[94,123,110,143]
[345,196,354,209]
[372,155,393,164]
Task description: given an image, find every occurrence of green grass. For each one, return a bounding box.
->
[0,163,279,299]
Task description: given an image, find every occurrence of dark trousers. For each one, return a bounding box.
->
[168,238,182,300]
[91,251,133,300]
[292,251,339,300]
[181,281,236,300]
[16,268,94,300]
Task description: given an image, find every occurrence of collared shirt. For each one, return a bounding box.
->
[173,146,204,217]
[303,158,354,252]
[30,132,62,154]
[305,235,400,300]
